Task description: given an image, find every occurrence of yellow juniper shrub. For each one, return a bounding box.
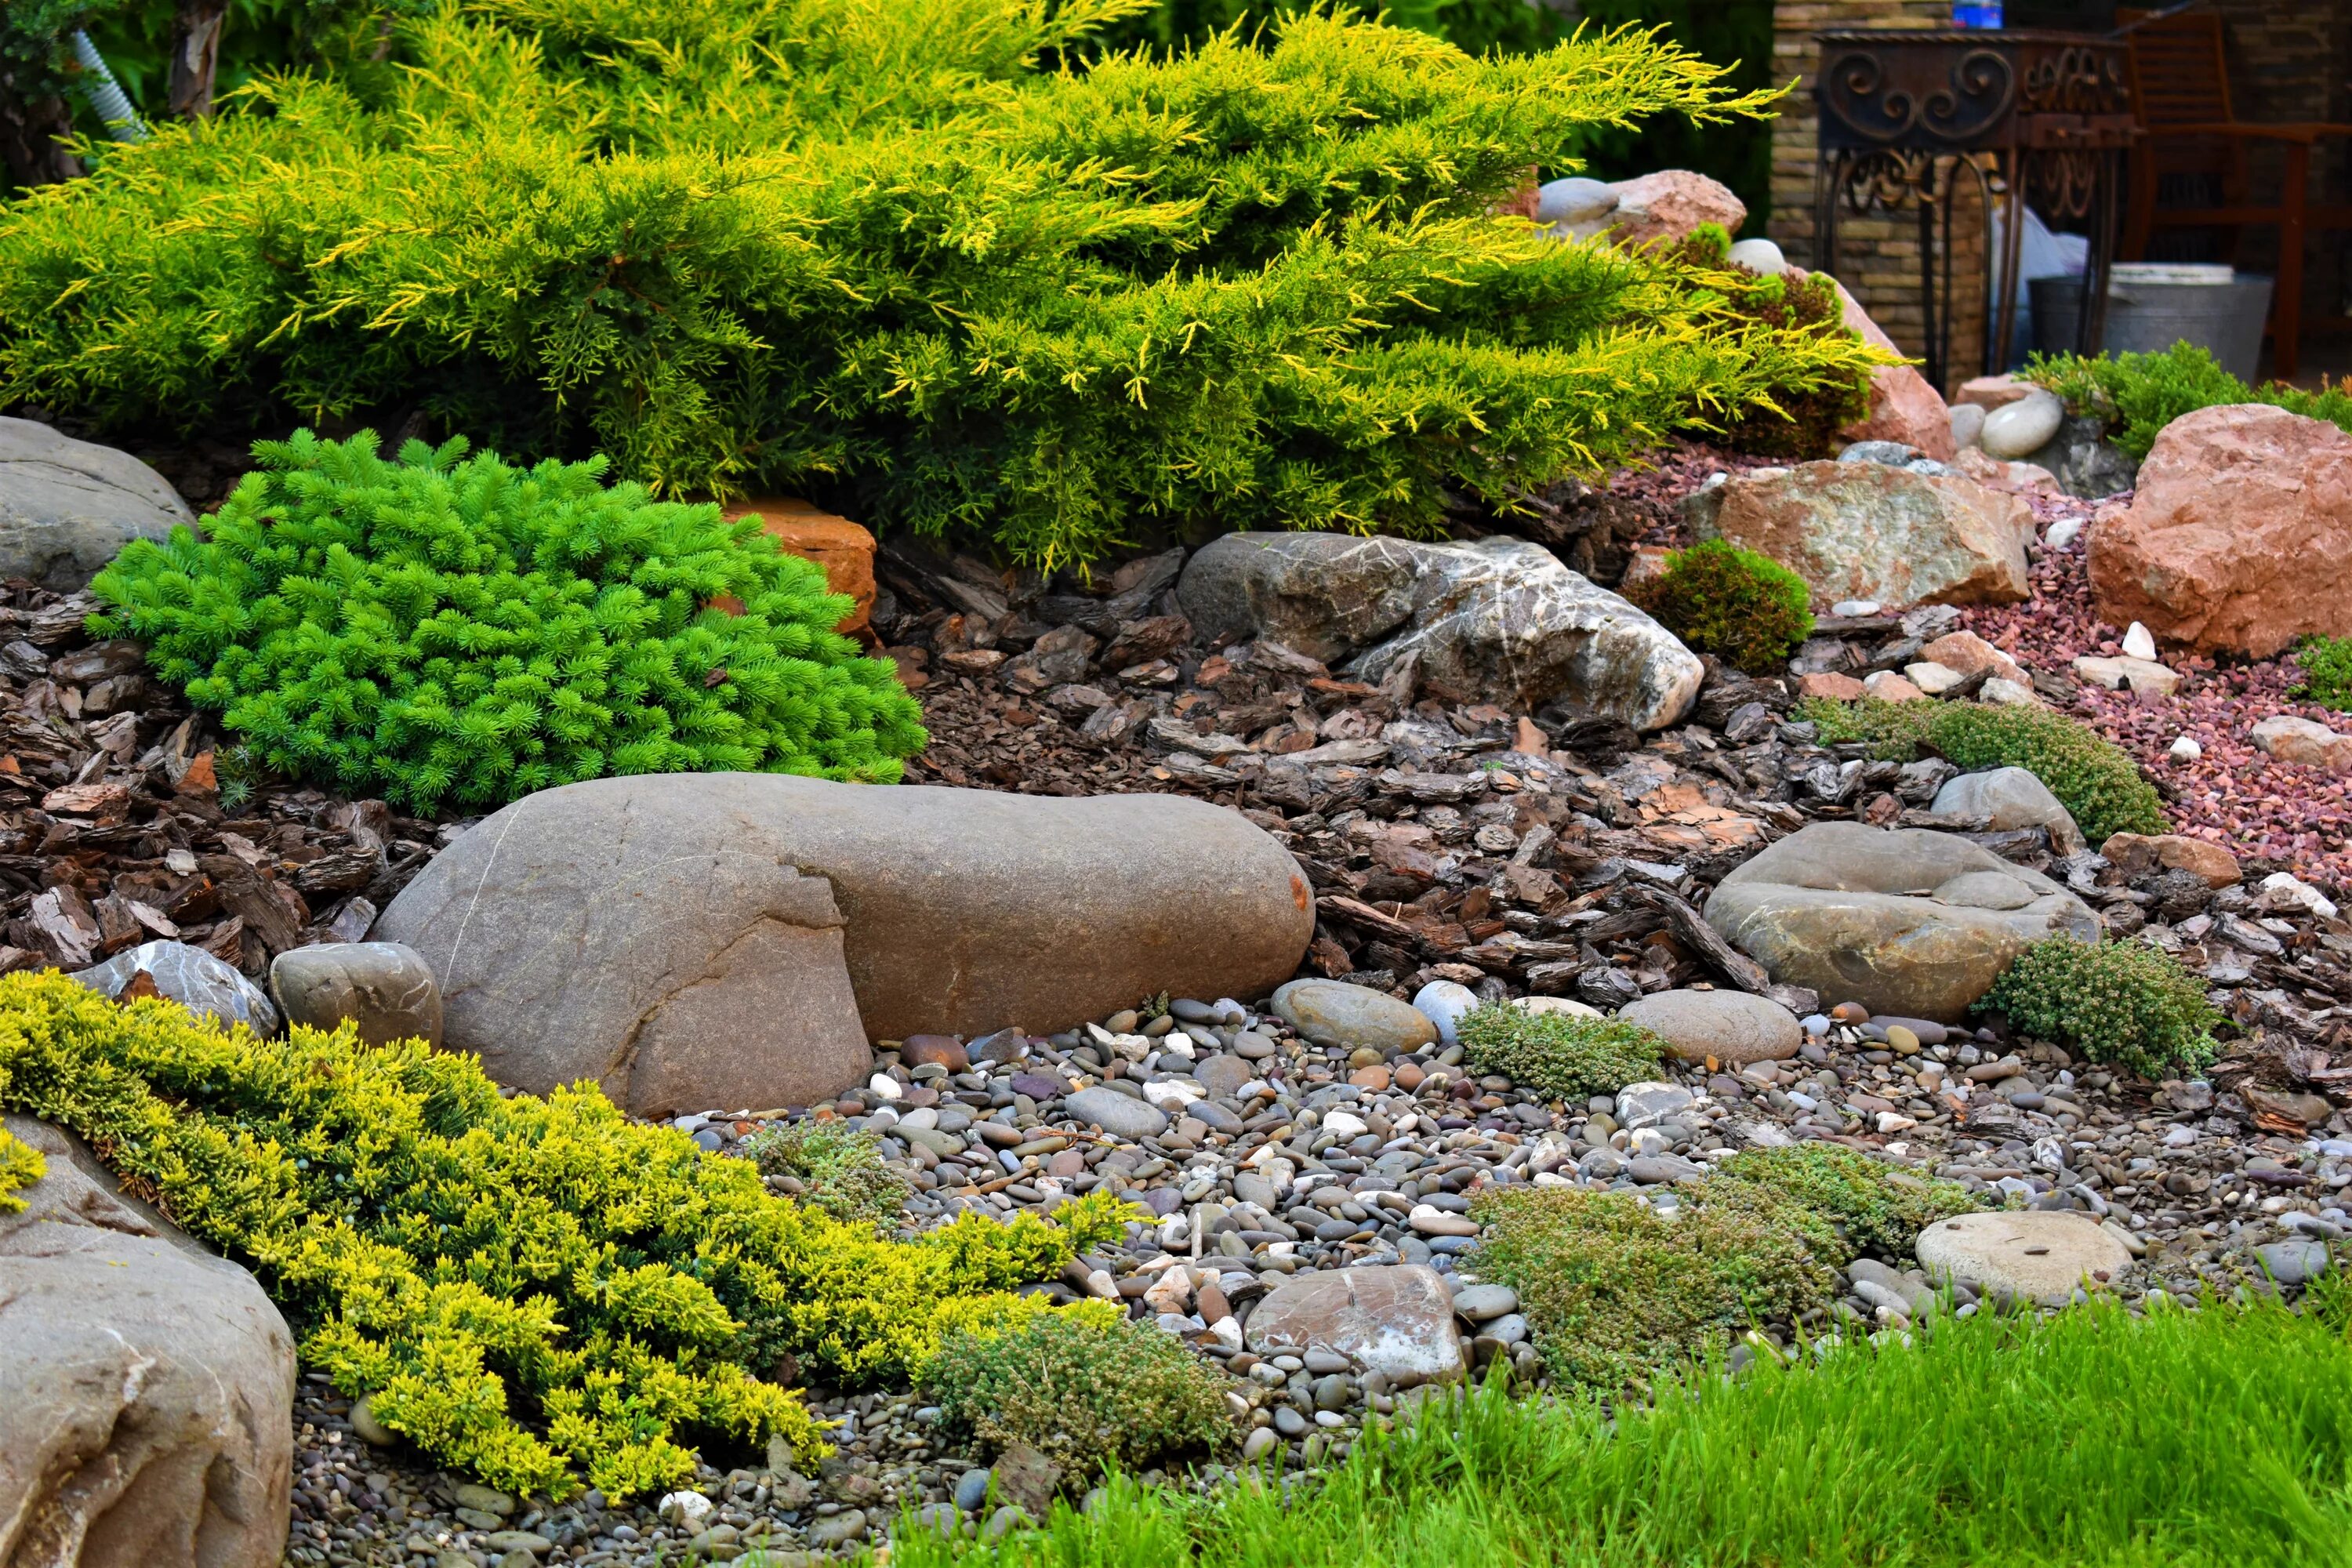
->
[0,972,1132,1499]
[0,1124,43,1212]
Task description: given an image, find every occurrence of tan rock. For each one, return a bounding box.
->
[1796,671,1866,702]
[2,1115,294,1568]
[721,497,878,639]
[2071,654,2179,697]
[1700,462,2031,609]
[1979,676,2042,706]
[1905,661,1964,695]
[2087,405,2352,656]
[1953,446,2060,495]
[2250,714,2352,772]
[1862,670,1928,702]
[1618,989,1801,1065]
[1603,169,1745,251]
[1821,278,1957,462]
[1955,374,2035,412]
[2098,832,2241,887]
[1918,630,2024,684]
[1917,1210,2133,1305]
[1245,1264,1465,1387]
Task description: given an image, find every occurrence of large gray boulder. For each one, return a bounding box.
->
[1178,533,1701,730]
[1704,822,2100,1022]
[1,1115,292,1568]
[374,775,1314,1112]
[0,419,193,590]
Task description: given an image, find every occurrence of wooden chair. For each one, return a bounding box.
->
[2119,8,2352,377]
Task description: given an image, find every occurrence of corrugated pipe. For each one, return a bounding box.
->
[71,31,147,142]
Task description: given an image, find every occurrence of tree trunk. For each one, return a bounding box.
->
[0,76,84,188]
[166,0,231,119]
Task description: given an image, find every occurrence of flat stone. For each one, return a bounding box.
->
[1410,979,1480,1046]
[1905,661,1965,695]
[2252,715,2352,771]
[2254,1240,2330,1288]
[0,416,194,590]
[1980,388,2065,459]
[1629,1155,1708,1185]
[1862,670,1928,702]
[71,938,279,1035]
[2099,833,2241,888]
[269,942,441,1047]
[1062,1087,1169,1141]
[1705,822,2100,1022]
[1931,767,2085,855]
[1245,1264,1466,1387]
[374,775,1312,1112]
[2,1115,294,1568]
[1619,989,1801,1066]
[2071,654,2179,697]
[1195,1052,1256,1100]
[1272,979,1438,1053]
[1616,1080,1696,1128]
[1916,1210,2134,1305]
[1448,1283,1519,1321]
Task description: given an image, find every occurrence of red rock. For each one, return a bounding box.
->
[721,497,878,640]
[1604,170,1746,251]
[901,1033,970,1072]
[2098,833,2241,887]
[1918,630,2024,684]
[1861,670,1928,702]
[1796,671,1867,701]
[2087,405,2352,656]
[1955,375,2034,412]
[1820,278,1957,462]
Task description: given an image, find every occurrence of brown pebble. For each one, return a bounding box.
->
[1347,1047,1384,1069]
[1831,1001,1870,1024]
[902,1034,970,1073]
[1348,1065,1391,1091]
[1392,1062,1425,1091]
[1196,1282,1232,1324]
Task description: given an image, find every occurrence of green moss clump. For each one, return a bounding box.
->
[1626,538,1815,673]
[0,972,1131,1501]
[1976,935,2221,1080]
[1716,1144,1977,1258]
[744,1121,910,1231]
[1798,696,2165,845]
[1457,1003,1666,1103]
[89,430,927,815]
[2292,637,2352,713]
[924,1311,1232,1479]
[2026,342,2352,459]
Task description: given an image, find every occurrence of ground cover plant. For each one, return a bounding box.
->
[2292,635,2352,713]
[1978,934,2222,1080]
[924,1310,1232,1478]
[744,1120,912,1231]
[87,429,926,813]
[1716,1142,1976,1258]
[2026,341,2352,459]
[1800,695,2166,844]
[0,972,1130,1499]
[0,2,1883,572]
[1455,1002,1664,1104]
[1624,535,1813,673]
[891,1283,2352,1568]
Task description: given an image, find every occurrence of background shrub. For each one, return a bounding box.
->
[0,4,1883,572]
[745,1121,911,1232]
[0,973,1129,1499]
[89,430,926,815]
[1457,1004,1664,1103]
[1625,536,1814,673]
[1800,696,2165,845]
[2025,342,2352,459]
[924,1311,1232,1479]
[1715,1144,1976,1258]
[1976,935,2220,1080]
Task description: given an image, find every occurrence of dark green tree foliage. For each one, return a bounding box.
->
[0,1,1882,573]
[89,430,927,812]
[1626,537,1813,674]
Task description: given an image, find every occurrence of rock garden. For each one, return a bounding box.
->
[4,5,2352,1568]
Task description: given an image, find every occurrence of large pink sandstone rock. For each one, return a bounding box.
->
[1824,279,1958,462]
[2088,405,2352,656]
[1605,170,1745,250]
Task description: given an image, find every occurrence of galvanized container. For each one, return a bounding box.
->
[2033,264,2274,380]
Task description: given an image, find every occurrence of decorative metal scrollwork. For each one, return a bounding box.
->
[1818,45,2017,148]
[2021,45,2129,116]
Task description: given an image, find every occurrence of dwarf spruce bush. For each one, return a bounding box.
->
[1977,935,2220,1080]
[1457,1003,1665,1103]
[1800,696,2165,845]
[1626,537,1814,673]
[0,973,1129,1500]
[0,3,1882,572]
[0,1124,42,1213]
[925,1311,1232,1479]
[87,430,926,814]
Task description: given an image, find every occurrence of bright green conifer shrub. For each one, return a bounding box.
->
[87,430,926,814]
[0,972,1129,1499]
[0,1124,43,1213]
[1625,537,1813,673]
[2026,341,2352,459]
[1799,696,2165,845]
[1976,935,2220,1080]
[1456,1003,1665,1102]
[924,1311,1232,1477]
[0,3,1883,572]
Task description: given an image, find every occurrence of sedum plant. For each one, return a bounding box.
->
[1626,536,1814,673]
[744,1120,911,1232]
[1457,1002,1665,1103]
[88,430,926,814]
[1976,935,2220,1080]
[0,3,1884,573]
[0,972,1130,1500]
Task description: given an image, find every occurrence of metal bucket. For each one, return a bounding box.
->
[2032,268,2274,380]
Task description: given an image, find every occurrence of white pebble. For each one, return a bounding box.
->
[1982,387,2064,459]
[2123,622,2158,661]
[2045,517,2085,550]
[1725,237,1787,274]
[659,1492,713,1530]
[2169,735,2203,762]
[1949,402,1986,451]
[1831,600,1882,618]
[2261,872,2339,921]
[1412,980,1481,1045]
[867,1073,902,1102]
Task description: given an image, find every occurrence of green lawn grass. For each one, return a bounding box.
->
[885,1286,2352,1568]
